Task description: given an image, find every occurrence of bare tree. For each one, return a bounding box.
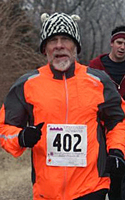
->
[22,0,125,64]
[0,0,46,105]
[1,0,125,92]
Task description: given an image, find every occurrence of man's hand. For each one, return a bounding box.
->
[105,149,125,177]
[18,122,44,148]
[105,149,125,199]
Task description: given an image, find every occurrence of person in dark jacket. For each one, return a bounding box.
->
[89,25,125,200]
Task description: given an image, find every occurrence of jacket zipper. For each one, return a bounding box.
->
[64,73,68,123]
[112,75,125,90]
[62,73,68,200]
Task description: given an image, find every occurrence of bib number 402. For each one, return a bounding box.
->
[53,133,82,152]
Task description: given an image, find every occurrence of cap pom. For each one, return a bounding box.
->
[71,15,81,21]
[41,13,50,22]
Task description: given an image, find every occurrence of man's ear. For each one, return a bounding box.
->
[42,43,47,56]
[110,42,114,48]
[43,49,46,56]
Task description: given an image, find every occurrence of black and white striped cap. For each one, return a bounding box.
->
[40,12,81,54]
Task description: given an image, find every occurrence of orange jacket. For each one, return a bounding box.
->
[0,61,125,200]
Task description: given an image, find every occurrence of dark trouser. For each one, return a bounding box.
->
[121,174,125,200]
[74,189,108,200]
[108,174,123,200]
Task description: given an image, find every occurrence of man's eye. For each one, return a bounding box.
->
[117,42,122,45]
[62,37,71,41]
[50,39,56,42]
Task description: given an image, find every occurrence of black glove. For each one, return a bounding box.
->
[106,149,125,200]
[105,149,125,177]
[18,122,44,148]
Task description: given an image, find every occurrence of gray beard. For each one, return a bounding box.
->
[53,59,71,71]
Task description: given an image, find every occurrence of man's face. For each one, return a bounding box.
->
[110,38,125,62]
[45,35,77,71]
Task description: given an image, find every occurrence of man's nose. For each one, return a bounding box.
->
[121,43,125,49]
[55,39,64,48]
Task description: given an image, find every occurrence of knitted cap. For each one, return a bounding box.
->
[40,12,81,54]
[111,31,125,42]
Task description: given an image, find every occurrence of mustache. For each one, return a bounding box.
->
[53,50,70,57]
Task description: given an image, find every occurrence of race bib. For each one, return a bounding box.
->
[46,124,87,167]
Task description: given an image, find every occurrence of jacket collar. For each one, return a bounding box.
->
[50,63,75,80]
